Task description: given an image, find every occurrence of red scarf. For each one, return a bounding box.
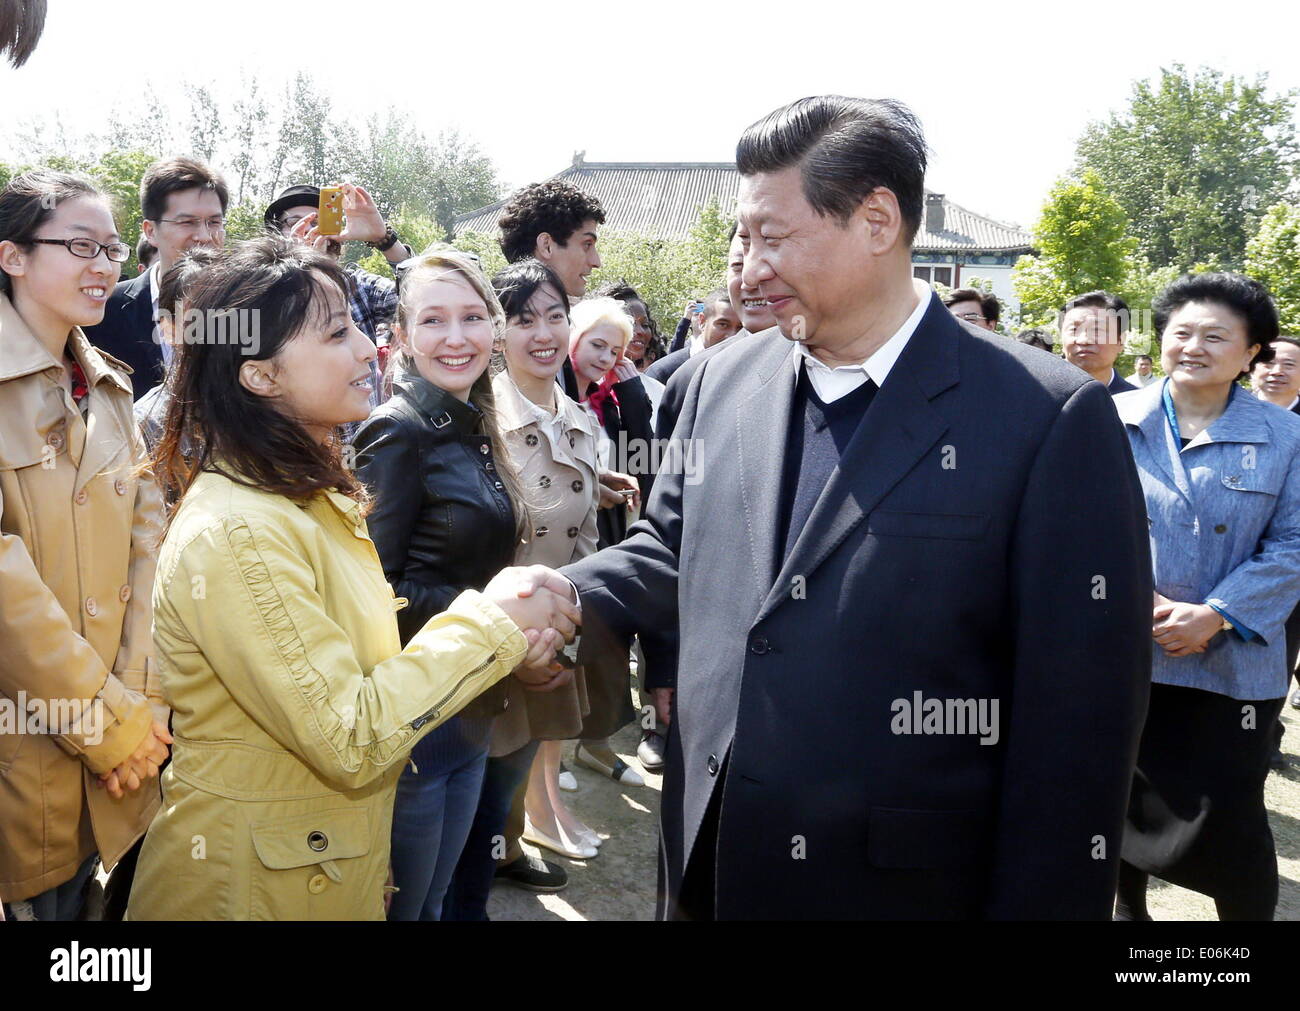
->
[66,355,89,407]
[574,353,620,425]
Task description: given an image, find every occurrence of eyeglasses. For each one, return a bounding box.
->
[155,216,226,233]
[31,237,131,263]
[955,312,987,323]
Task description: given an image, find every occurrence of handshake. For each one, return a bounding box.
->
[483,565,583,693]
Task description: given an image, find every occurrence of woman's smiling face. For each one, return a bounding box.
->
[400,273,494,401]
[1161,300,1260,392]
[571,321,626,390]
[501,281,569,385]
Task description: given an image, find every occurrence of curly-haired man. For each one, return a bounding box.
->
[498,180,606,299]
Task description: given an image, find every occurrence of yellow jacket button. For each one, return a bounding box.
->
[84,597,98,617]
[308,874,328,894]
[115,478,128,495]
[75,490,88,506]
[119,584,132,603]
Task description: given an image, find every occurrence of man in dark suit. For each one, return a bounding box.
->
[647,288,740,387]
[1060,290,1137,396]
[84,158,227,400]
[521,95,1152,920]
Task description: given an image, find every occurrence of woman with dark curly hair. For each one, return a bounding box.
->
[1113,272,1300,921]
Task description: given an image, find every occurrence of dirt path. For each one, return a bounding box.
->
[488,695,1300,920]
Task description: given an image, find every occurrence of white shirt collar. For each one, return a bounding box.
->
[147,261,161,316]
[792,277,932,394]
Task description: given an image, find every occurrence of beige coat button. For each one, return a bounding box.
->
[75,490,88,505]
[114,478,127,495]
[47,429,65,451]
[119,585,132,603]
[308,873,328,894]
[84,597,98,617]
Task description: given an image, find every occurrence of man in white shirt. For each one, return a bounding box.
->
[1128,354,1159,387]
[1252,338,1300,414]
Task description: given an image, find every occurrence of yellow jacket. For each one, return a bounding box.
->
[127,469,526,920]
[0,294,165,903]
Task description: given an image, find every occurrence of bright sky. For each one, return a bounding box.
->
[2,0,1297,229]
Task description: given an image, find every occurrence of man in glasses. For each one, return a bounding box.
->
[85,157,228,400]
[942,287,997,333]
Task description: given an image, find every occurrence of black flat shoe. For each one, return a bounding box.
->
[494,853,568,892]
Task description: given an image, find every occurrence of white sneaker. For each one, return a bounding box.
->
[557,762,578,792]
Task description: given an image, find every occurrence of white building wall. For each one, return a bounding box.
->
[958,264,1018,317]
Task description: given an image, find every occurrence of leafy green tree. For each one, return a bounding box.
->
[677,198,732,288]
[225,75,269,206]
[224,202,271,244]
[352,208,446,279]
[1245,201,1300,333]
[1076,65,1298,271]
[92,149,154,271]
[104,84,174,156]
[1011,170,1137,326]
[185,84,223,164]
[450,230,508,279]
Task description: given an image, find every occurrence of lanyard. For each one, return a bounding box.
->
[1160,378,1181,444]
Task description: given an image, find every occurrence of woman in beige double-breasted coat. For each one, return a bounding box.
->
[0,172,170,920]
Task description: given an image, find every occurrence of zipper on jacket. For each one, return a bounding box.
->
[410,651,498,731]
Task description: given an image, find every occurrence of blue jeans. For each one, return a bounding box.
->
[443,740,541,922]
[387,747,488,921]
[2,854,96,921]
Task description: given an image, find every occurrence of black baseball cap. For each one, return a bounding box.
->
[264,185,321,227]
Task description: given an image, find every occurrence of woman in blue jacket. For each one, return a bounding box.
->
[1114,272,1300,921]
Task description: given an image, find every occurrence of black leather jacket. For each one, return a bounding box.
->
[353,372,517,649]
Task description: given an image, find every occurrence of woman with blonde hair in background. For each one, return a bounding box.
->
[564,297,653,789]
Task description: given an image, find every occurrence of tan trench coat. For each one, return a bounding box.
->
[0,294,166,903]
[489,372,600,757]
[126,469,526,920]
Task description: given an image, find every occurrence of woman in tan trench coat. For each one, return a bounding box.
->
[0,171,171,920]
[124,237,578,920]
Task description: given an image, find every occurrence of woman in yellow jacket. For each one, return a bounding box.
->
[0,170,170,921]
[126,236,579,920]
